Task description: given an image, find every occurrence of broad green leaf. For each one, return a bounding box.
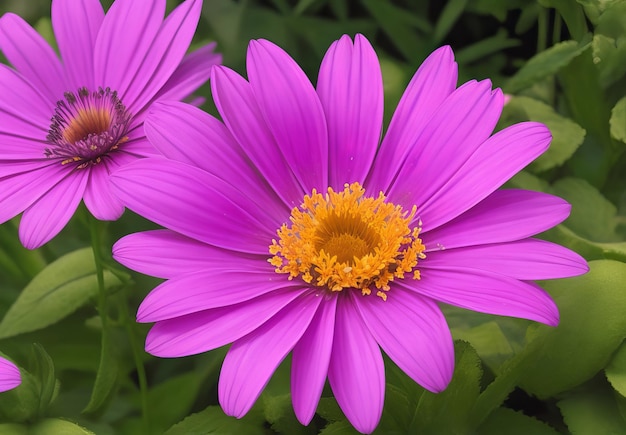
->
[452,321,514,371]
[479,407,560,434]
[263,393,309,435]
[592,34,626,87]
[610,96,626,144]
[504,39,590,93]
[410,341,482,433]
[519,260,626,398]
[30,418,95,435]
[317,397,347,423]
[551,177,619,242]
[501,97,585,172]
[606,340,626,396]
[558,387,626,434]
[148,372,204,432]
[433,0,468,44]
[0,424,28,435]
[319,421,360,435]
[165,405,265,435]
[577,0,623,24]
[0,368,42,423]
[506,170,551,192]
[0,248,122,339]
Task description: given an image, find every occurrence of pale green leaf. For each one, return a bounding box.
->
[165,405,265,435]
[0,248,122,339]
[505,39,591,93]
[592,34,626,87]
[558,387,626,434]
[0,424,28,435]
[30,418,95,435]
[82,324,119,414]
[479,407,560,435]
[519,260,626,398]
[610,96,626,144]
[452,321,514,370]
[606,340,626,396]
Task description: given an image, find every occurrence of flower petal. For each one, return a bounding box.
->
[51,0,104,90]
[422,238,589,280]
[145,287,307,357]
[418,122,552,231]
[0,163,70,225]
[211,65,304,208]
[113,229,246,279]
[144,101,288,223]
[138,267,291,322]
[149,43,222,104]
[83,162,124,220]
[317,34,382,189]
[423,189,571,249]
[247,39,328,192]
[291,297,337,425]
[19,169,89,249]
[110,158,279,254]
[94,0,165,99]
[328,295,385,434]
[366,46,457,192]
[219,292,321,418]
[124,0,203,113]
[354,288,454,393]
[0,63,54,125]
[401,268,559,326]
[0,357,20,393]
[386,80,503,211]
[0,13,66,103]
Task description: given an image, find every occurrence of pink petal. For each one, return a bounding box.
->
[145,287,308,357]
[94,0,165,99]
[19,169,89,249]
[51,0,104,90]
[418,122,552,231]
[422,238,588,280]
[0,357,20,393]
[354,288,454,393]
[138,267,292,322]
[83,162,125,220]
[401,268,559,326]
[144,101,288,223]
[291,297,338,425]
[0,163,70,225]
[317,34,382,189]
[150,43,222,104]
[113,229,252,279]
[110,158,279,254]
[386,80,503,211]
[0,13,66,103]
[366,46,457,192]
[328,296,385,434]
[423,189,571,250]
[0,63,54,125]
[247,39,328,193]
[211,65,304,209]
[124,0,203,113]
[219,293,321,418]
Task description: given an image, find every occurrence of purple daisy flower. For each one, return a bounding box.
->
[0,0,220,249]
[0,356,20,393]
[110,35,588,433]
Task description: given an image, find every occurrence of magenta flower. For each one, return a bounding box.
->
[110,35,588,433]
[0,356,20,393]
[0,0,220,249]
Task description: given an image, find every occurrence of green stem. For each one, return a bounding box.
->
[89,215,107,330]
[537,7,548,53]
[118,287,150,433]
[552,12,562,45]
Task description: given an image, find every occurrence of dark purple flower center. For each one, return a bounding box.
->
[45,87,132,169]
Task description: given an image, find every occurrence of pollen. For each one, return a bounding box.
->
[269,182,425,300]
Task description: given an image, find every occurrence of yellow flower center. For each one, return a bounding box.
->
[269,182,425,300]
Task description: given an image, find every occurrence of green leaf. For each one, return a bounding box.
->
[455,31,521,64]
[501,97,586,172]
[30,418,95,435]
[82,322,119,414]
[538,0,588,39]
[519,260,626,398]
[0,248,122,339]
[452,321,514,371]
[551,177,619,242]
[610,96,626,144]
[410,341,482,433]
[320,421,360,435]
[165,405,266,435]
[592,34,626,87]
[433,0,468,44]
[0,367,42,422]
[606,340,626,396]
[504,39,591,93]
[479,407,560,435]
[0,424,28,435]
[30,344,58,416]
[558,387,626,434]
[147,372,204,432]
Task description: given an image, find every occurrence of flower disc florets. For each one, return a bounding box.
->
[45,87,131,168]
[270,182,426,300]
